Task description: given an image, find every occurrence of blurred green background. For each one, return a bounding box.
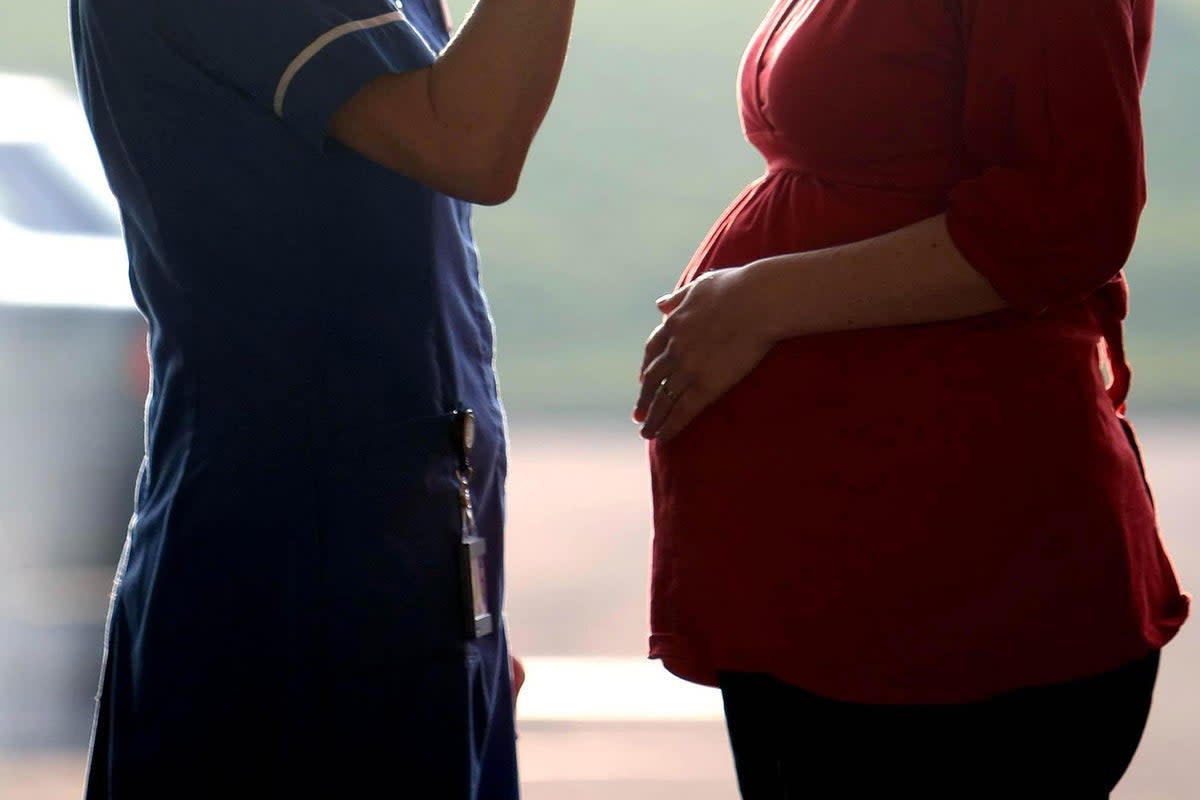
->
[3,0,1197,418]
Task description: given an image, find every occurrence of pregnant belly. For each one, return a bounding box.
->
[650,302,1116,579]
[684,169,949,283]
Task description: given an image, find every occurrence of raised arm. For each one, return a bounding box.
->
[329,0,576,204]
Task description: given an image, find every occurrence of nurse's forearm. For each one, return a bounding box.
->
[329,0,574,204]
[431,0,576,199]
[741,215,1008,340]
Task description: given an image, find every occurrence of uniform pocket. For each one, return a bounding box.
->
[318,412,464,670]
[307,413,490,795]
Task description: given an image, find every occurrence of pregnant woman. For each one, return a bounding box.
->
[636,1,1189,797]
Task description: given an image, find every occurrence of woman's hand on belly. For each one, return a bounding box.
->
[634,267,774,442]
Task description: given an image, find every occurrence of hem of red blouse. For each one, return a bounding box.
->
[1145,591,1192,647]
[649,608,1189,706]
[649,634,720,689]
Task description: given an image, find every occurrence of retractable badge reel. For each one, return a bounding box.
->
[454,409,494,639]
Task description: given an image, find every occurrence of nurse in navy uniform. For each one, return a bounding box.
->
[70,0,573,796]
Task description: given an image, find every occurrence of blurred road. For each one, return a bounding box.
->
[2,419,1197,798]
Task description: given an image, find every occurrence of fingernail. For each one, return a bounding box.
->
[655,294,671,305]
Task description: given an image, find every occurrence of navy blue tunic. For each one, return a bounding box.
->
[71,0,517,796]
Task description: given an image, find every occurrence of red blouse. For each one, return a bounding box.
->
[648,0,1189,704]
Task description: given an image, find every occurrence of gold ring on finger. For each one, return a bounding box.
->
[658,376,680,403]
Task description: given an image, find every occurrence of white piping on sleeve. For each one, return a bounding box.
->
[273,10,408,117]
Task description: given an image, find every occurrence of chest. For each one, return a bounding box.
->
[742,0,964,166]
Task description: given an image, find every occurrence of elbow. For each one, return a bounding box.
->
[1074,162,1146,285]
[1027,226,1140,311]
[1092,225,1139,283]
[444,143,524,206]
[1073,192,1143,289]
[948,157,1146,311]
[468,186,517,206]
[462,164,520,206]
[1026,221,1140,311]
[949,216,1140,315]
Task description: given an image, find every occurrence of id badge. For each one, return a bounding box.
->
[460,533,494,639]
[454,408,494,640]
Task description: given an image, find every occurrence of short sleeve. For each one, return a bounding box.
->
[945,0,1150,314]
[154,0,437,148]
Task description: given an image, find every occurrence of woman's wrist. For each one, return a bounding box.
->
[735,257,812,344]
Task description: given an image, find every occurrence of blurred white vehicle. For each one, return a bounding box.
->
[0,72,145,567]
[0,73,146,748]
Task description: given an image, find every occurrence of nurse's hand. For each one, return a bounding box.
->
[635,267,775,442]
[511,654,525,706]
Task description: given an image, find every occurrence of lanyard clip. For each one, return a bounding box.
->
[453,407,476,477]
[453,407,476,531]
[452,407,493,639]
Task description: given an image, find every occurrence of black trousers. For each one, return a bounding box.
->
[719,652,1160,799]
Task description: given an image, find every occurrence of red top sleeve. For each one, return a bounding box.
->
[945,0,1150,314]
